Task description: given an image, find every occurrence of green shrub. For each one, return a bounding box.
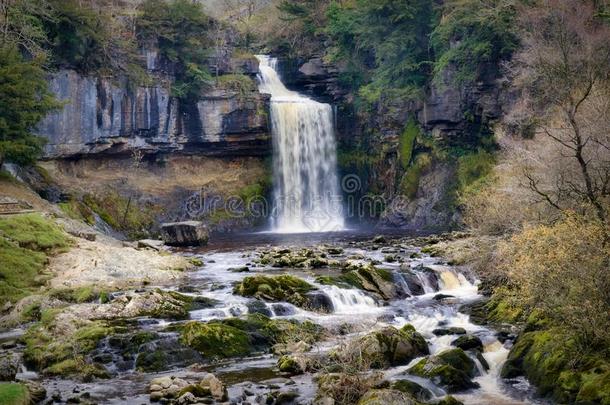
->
[217,74,255,100]
[456,150,495,193]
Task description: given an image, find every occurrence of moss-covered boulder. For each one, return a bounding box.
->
[338,325,429,369]
[436,396,464,405]
[233,274,316,308]
[502,330,610,404]
[179,314,324,359]
[320,261,398,300]
[122,289,216,320]
[278,355,305,375]
[180,322,252,358]
[256,247,330,268]
[357,389,419,405]
[408,348,478,392]
[21,310,117,380]
[391,379,432,401]
[451,335,483,351]
[432,327,467,336]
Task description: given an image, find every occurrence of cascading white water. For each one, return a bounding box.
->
[256,55,344,233]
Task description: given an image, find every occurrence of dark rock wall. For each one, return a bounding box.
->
[274,55,510,230]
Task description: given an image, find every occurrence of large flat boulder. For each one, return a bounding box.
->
[160,221,208,246]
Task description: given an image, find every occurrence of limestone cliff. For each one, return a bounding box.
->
[36,57,270,159]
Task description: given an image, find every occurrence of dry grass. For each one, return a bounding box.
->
[40,155,267,198]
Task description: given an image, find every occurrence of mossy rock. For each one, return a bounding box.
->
[357,389,419,405]
[180,322,252,358]
[391,379,432,401]
[233,274,316,308]
[22,315,116,379]
[502,330,610,404]
[408,348,478,392]
[136,289,216,320]
[451,335,483,351]
[436,396,464,405]
[178,314,323,360]
[324,262,397,300]
[135,349,167,373]
[278,355,304,375]
[44,357,109,381]
[346,325,428,369]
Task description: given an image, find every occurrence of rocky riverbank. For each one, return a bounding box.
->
[0,230,544,405]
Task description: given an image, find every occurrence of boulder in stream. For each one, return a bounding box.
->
[451,334,483,351]
[407,348,479,392]
[357,389,419,405]
[338,325,429,369]
[160,221,208,246]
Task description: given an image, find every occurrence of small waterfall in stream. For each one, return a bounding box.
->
[256,55,344,233]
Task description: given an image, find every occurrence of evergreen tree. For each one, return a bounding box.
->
[0,46,59,166]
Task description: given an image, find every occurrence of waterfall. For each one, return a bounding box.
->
[256,55,345,233]
[320,285,378,313]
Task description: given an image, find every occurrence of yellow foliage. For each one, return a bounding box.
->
[498,213,610,348]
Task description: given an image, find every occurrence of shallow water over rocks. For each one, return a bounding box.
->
[10,232,548,404]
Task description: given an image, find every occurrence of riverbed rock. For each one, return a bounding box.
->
[247,299,273,317]
[0,352,20,380]
[137,239,165,251]
[160,221,209,246]
[180,322,253,358]
[451,335,483,351]
[391,379,432,401]
[200,373,228,401]
[149,376,190,401]
[432,327,467,336]
[333,262,399,300]
[233,275,316,309]
[407,348,479,392]
[304,292,334,313]
[338,325,429,369]
[277,355,305,375]
[357,389,418,405]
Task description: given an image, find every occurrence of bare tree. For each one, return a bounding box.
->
[508,0,610,231]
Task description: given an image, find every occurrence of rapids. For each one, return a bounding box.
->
[8,232,548,404]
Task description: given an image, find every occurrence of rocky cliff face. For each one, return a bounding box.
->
[37,57,270,159]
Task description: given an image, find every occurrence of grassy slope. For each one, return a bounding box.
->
[0,213,71,306]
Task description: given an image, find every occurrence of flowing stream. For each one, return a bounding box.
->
[8,232,547,404]
[256,56,344,233]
